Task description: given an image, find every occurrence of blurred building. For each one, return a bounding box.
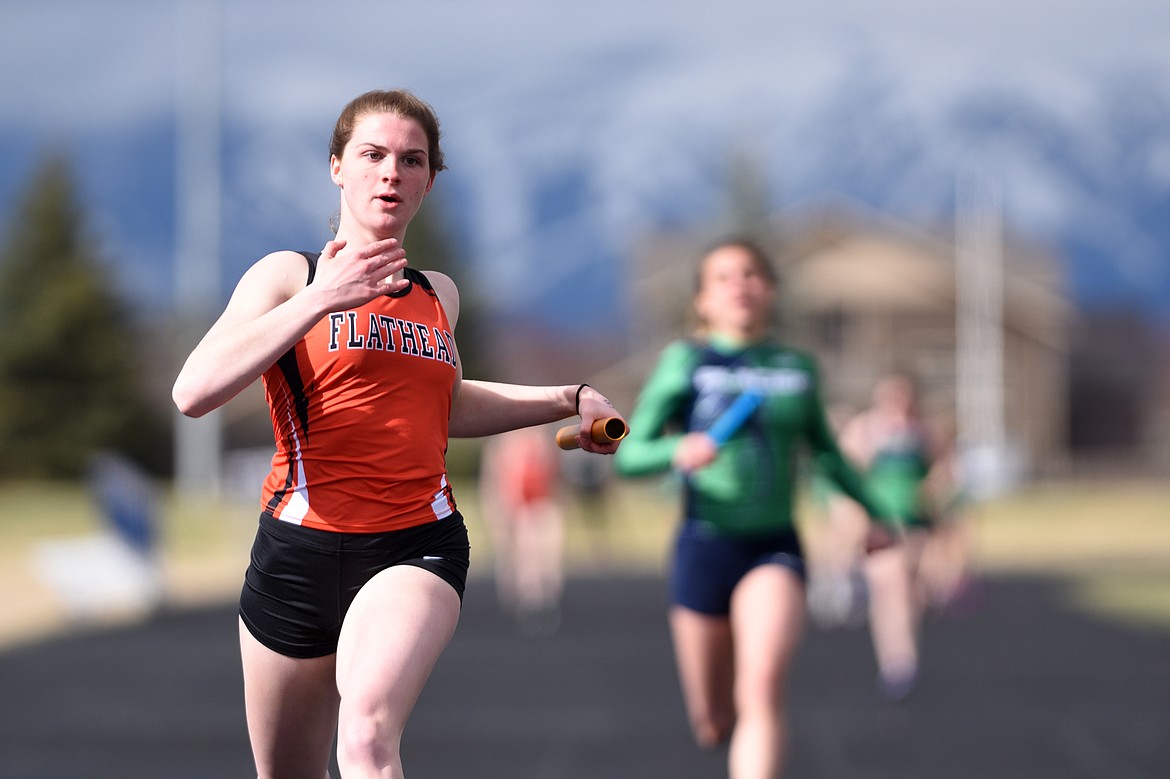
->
[1067,310,1170,473]
[616,206,1073,478]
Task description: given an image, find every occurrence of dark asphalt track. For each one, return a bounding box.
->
[1,572,1167,778]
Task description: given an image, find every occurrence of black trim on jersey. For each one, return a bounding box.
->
[296,250,436,298]
[265,251,324,518]
[299,251,321,283]
[266,346,311,518]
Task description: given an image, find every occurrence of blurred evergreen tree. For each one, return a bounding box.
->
[722,146,774,241]
[0,155,170,478]
[403,190,490,381]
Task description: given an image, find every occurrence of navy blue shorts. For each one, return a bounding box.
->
[239,513,471,658]
[669,520,806,616]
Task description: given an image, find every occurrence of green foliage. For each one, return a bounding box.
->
[0,156,170,479]
[722,146,773,239]
[403,190,491,380]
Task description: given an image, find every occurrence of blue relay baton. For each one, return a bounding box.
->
[706,388,765,446]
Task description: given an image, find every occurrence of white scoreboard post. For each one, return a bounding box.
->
[955,166,1016,498]
[173,0,223,497]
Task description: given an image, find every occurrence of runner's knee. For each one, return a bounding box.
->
[336,709,401,773]
[690,713,732,749]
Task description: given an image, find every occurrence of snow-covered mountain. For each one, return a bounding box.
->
[1,0,1168,334]
[435,61,1170,331]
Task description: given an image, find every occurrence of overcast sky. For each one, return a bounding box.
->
[1,0,1168,320]
[5,1,1165,124]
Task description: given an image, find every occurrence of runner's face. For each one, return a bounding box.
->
[331,112,435,241]
[695,245,774,338]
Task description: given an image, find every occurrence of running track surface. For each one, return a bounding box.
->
[1,572,1167,778]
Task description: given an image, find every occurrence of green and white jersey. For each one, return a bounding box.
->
[865,427,934,527]
[615,336,886,536]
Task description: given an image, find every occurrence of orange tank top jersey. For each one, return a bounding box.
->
[261,260,458,533]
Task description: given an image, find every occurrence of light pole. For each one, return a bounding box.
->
[172,0,223,496]
[955,161,1020,498]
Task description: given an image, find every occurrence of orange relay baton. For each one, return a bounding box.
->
[555,417,629,450]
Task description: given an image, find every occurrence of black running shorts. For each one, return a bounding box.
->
[239,512,471,658]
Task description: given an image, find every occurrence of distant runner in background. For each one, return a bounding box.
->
[480,426,566,634]
[615,239,895,778]
[832,371,963,700]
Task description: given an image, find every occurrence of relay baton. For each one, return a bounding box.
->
[706,388,765,446]
[556,417,630,450]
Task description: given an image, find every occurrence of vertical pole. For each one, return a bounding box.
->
[956,166,1005,496]
[173,0,223,496]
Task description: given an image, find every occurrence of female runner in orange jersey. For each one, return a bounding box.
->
[173,89,625,779]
